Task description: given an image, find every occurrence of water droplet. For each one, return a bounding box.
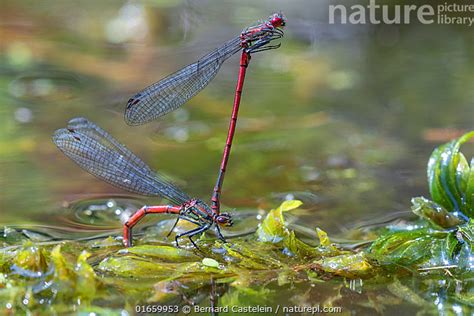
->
[14,107,33,123]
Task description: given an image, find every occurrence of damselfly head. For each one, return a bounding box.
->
[240,13,285,52]
[269,12,286,28]
[216,213,233,227]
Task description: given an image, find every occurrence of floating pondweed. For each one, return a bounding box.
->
[2,132,474,313]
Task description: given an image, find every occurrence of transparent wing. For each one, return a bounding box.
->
[53,118,190,205]
[125,37,242,125]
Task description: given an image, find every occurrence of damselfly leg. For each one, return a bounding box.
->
[175,224,211,249]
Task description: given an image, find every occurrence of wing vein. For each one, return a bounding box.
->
[53,118,190,205]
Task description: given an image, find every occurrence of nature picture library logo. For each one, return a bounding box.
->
[329,0,474,26]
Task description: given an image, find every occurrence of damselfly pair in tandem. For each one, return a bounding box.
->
[53,13,286,249]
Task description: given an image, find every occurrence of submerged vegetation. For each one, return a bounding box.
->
[1,133,473,314]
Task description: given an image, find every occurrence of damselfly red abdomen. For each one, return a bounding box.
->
[53,118,232,248]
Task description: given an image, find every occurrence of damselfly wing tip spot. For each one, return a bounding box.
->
[63,128,81,141]
[126,98,140,109]
[124,94,145,125]
[52,128,74,146]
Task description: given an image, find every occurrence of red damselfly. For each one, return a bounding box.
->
[53,117,233,248]
[125,13,286,215]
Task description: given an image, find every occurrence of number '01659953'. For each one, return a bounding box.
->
[135,305,179,313]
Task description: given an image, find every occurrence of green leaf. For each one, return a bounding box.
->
[2,227,26,244]
[124,245,198,262]
[279,200,303,212]
[411,197,463,228]
[465,158,474,215]
[314,227,340,255]
[316,252,373,278]
[445,232,460,259]
[427,131,474,217]
[50,245,76,299]
[202,258,220,268]
[369,220,474,271]
[222,242,283,270]
[89,236,121,248]
[316,227,332,247]
[255,200,322,258]
[368,229,437,266]
[75,251,97,302]
[51,245,75,282]
[285,231,322,258]
[455,153,470,195]
[98,256,176,278]
[454,220,474,270]
[453,291,474,306]
[12,241,48,274]
[256,200,302,243]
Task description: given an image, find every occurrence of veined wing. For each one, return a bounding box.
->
[125,37,242,125]
[53,117,190,205]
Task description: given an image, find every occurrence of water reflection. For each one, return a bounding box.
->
[8,71,84,101]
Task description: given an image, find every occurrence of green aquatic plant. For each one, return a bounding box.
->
[1,132,474,313]
[428,131,474,220]
[369,131,474,273]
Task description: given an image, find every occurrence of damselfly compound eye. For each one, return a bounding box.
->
[216,213,232,226]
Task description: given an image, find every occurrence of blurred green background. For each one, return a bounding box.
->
[1,0,473,240]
